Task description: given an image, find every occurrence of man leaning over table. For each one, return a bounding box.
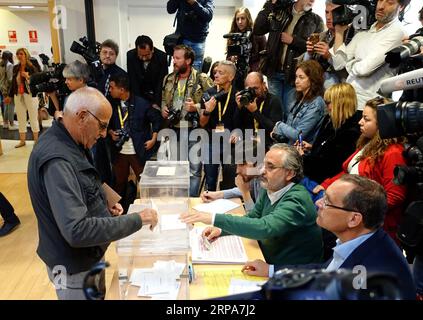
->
[181,143,323,266]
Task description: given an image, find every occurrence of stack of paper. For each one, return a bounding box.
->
[128,260,186,300]
[190,226,248,264]
[193,199,241,214]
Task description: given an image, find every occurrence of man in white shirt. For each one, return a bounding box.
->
[330,0,409,110]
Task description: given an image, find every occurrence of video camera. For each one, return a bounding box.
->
[29,63,68,94]
[224,31,252,86]
[377,30,423,253]
[70,36,104,81]
[262,268,403,300]
[332,0,377,29]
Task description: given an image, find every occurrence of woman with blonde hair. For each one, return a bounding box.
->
[316,96,407,243]
[9,48,39,147]
[298,83,362,183]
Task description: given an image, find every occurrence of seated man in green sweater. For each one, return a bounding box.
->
[181,144,323,265]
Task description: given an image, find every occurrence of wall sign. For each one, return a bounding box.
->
[8,30,17,43]
[29,30,38,43]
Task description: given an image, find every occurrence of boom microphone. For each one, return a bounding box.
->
[377,68,423,97]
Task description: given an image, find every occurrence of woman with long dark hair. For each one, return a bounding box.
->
[271,60,326,145]
[316,97,407,243]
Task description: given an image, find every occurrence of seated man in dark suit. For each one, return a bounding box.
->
[242,174,416,300]
[126,35,168,111]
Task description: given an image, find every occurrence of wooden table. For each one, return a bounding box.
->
[106,198,265,300]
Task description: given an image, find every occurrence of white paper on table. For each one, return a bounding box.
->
[127,203,150,215]
[148,282,181,300]
[190,226,248,264]
[228,279,266,295]
[193,199,241,214]
[156,167,176,176]
[160,214,187,231]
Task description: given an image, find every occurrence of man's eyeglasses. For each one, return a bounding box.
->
[263,163,284,171]
[318,196,357,212]
[86,110,108,131]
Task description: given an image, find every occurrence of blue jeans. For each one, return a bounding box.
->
[414,254,423,295]
[182,39,205,71]
[267,72,296,121]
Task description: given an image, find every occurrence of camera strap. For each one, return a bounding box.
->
[218,85,232,122]
[254,100,266,132]
[118,102,129,129]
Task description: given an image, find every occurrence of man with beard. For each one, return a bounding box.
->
[161,44,213,196]
[181,144,323,266]
[330,0,409,110]
[126,35,168,110]
[254,0,324,116]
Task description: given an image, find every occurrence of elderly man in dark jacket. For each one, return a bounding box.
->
[28,87,158,300]
[254,0,323,116]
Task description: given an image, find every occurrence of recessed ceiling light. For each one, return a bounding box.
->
[8,5,35,9]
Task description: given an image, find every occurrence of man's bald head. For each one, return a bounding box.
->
[62,87,112,149]
[64,86,111,116]
[245,72,267,98]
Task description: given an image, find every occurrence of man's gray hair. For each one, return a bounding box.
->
[270,143,304,183]
[64,86,110,114]
[62,60,91,83]
[218,60,237,78]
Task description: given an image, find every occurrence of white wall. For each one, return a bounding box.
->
[0,9,52,63]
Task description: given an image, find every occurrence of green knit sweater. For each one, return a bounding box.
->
[214,183,323,265]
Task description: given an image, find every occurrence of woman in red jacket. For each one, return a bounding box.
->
[314,97,407,242]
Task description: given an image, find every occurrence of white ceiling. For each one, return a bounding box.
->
[0,0,48,11]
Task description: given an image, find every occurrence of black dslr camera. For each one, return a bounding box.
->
[201,89,227,105]
[115,128,130,149]
[238,87,256,106]
[167,108,182,127]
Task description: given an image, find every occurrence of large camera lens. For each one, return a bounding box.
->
[239,87,256,106]
[378,101,423,139]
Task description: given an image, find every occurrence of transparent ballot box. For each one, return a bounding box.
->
[140,160,190,199]
[115,250,189,300]
[115,161,191,299]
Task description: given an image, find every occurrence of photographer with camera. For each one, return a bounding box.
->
[237,72,283,150]
[200,60,240,191]
[242,175,416,300]
[254,0,324,115]
[46,61,90,118]
[271,60,326,145]
[303,1,354,89]
[330,0,409,111]
[166,0,214,71]
[107,74,162,197]
[161,44,213,196]
[127,35,168,110]
[225,7,267,90]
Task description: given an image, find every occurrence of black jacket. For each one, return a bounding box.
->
[127,47,168,106]
[167,0,214,43]
[239,92,283,150]
[10,63,37,97]
[303,111,361,184]
[254,0,323,84]
[28,120,142,274]
[109,95,162,164]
